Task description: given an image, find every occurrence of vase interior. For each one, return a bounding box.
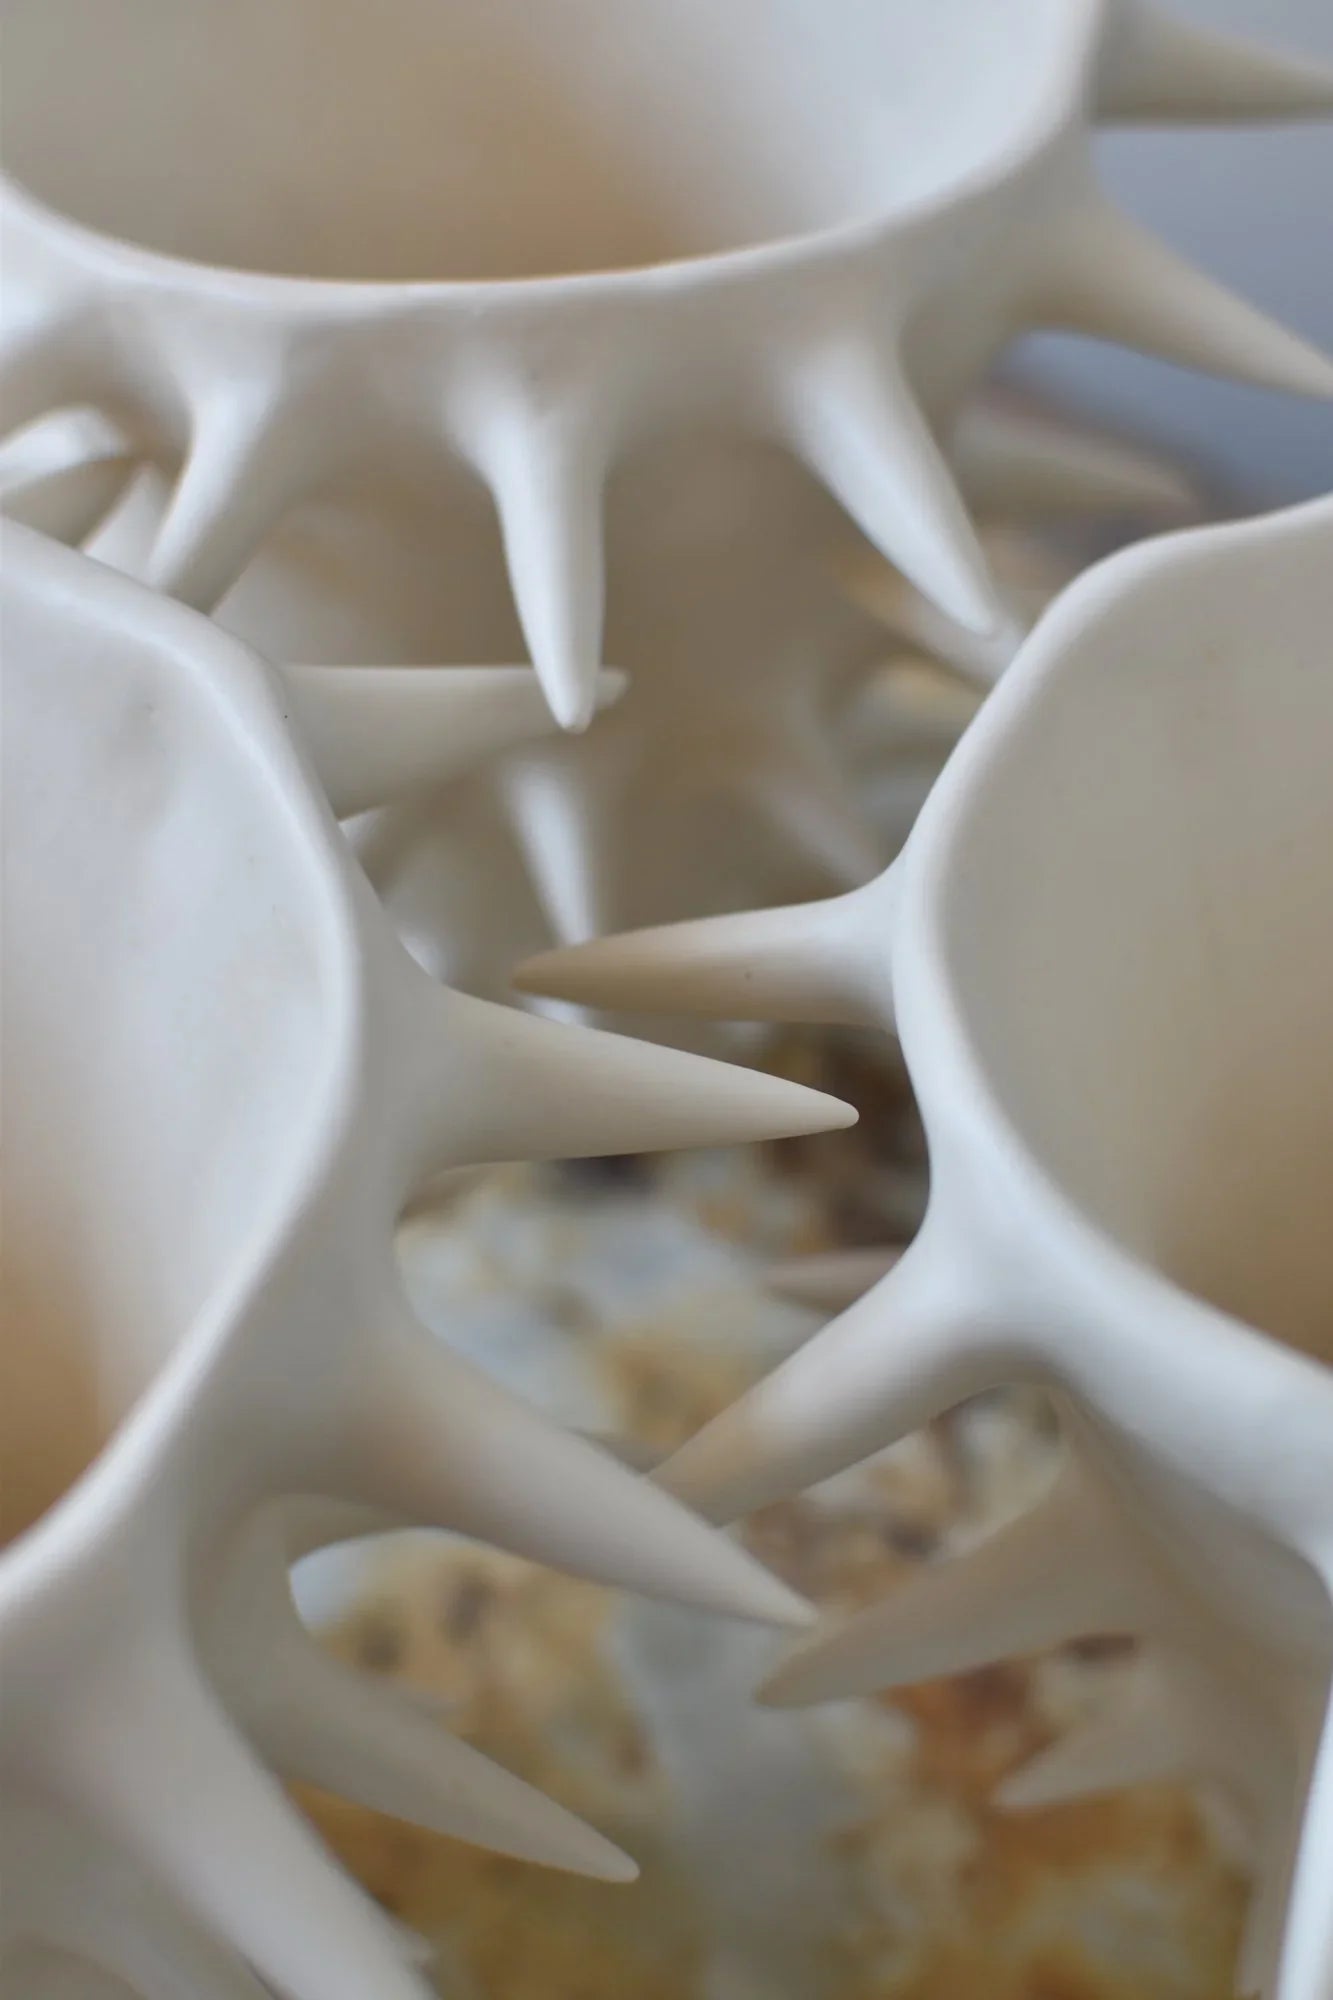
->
[0,563,336,1544]
[2,0,1068,280]
[940,517,1333,1367]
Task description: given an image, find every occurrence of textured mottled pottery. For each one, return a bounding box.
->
[0,528,859,2000]
[2,0,1330,731]
[520,498,1333,2000]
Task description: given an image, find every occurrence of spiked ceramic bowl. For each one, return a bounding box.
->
[0,527,862,2000]
[519,497,1333,2000]
[2,0,1330,734]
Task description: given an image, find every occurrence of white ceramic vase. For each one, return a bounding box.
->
[520,496,1333,2000]
[0,526,863,2000]
[2,0,1329,735]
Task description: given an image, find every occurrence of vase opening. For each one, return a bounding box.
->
[1,0,1068,282]
[1,569,338,1547]
[938,527,1333,1367]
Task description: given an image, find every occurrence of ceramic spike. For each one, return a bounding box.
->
[30,401,1187,1018]
[0,421,632,833]
[841,522,1082,693]
[827,524,1089,865]
[0,527,859,2000]
[518,498,1333,1998]
[1,0,1327,728]
[947,398,1203,522]
[483,490,1123,966]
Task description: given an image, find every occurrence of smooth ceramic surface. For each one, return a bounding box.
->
[518,498,1333,2000]
[2,0,1329,729]
[0,527,863,2000]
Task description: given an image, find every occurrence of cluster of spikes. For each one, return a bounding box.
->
[0,4,1329,731]
[352,407,1196,998]
[1,527,855,2000]
[2,4,1331,1997]
[0,393,1200,1009]
[515,497,1333,2000]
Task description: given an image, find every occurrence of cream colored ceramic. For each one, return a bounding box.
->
[0,527,861,2000]
[17,399,1188,1007]
[2,0,1329,730]
[518,498,1333,2000]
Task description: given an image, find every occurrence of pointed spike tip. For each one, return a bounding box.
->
[791,345,1004,636]
[513,888,886,1030]
[994,1750,1109,1814]
[1101,5,1333,123]
[360,1323,816,1633]
[291,662,620,818]
[547,662,601,735]
[655,1254,1022,1527]
[254,1628,645,1882]
[486,423,607,734]
[989,1672,1197,1813]
[405,976,857,1188]
[757,1627,856,1709]
[756,1459,1151,1705]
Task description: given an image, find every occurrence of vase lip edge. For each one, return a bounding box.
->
[897,496,1333,1410]
[0,23,1088,313]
